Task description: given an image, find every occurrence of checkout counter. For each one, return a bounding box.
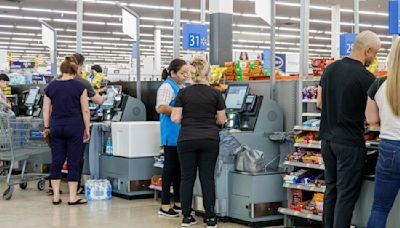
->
[352,179,400,227]
[87,86,160,198]
[193,84,285,224]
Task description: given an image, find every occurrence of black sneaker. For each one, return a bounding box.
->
[181,216,197,227]
[158,208,179,218]
[205,217,218,228]
[173,204,182,213]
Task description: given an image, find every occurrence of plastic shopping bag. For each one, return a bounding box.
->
[234,144,266,174]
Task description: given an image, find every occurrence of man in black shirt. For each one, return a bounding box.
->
[317,31,380,228]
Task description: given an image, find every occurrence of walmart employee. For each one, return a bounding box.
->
[156,59,189,217]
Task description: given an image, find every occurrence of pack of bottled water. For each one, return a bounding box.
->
[85,179,112,201]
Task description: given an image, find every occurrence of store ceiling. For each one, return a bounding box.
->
[0,0,393,67]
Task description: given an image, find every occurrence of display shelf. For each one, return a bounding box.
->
[294,125,319,131]
[284,161,325,170]
[153,163,164,169]
[149,185,174,193]
[149,185,162,192]
[367,126,380,132]
[366,141,379,148]
[302,76,321,82]
[283,183,325,193]
[302,99,317,103]
[278,208,322,222]
[302,113,321,117]
[294,142,321,149]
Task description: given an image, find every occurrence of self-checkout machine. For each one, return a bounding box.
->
[192,0,285,222]
[97,5,161,198]
[24,87,43,118]
[192,83,285,223]
[25,21,56,174]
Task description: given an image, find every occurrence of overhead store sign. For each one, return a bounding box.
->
[389,0,400,34]
[340,33,357,57]
[182,24,208,51]
[263,50,285,71]
[122,8,138,41]
[11,61,35,69]
[263,50,301,73]
[255,0,271,25]
[0,50,8,71]
[41,23,55,50]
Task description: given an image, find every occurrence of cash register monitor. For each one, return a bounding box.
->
[25,88,39,107]
[225,84,249,112]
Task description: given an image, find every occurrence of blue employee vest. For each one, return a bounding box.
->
[160,77,181,146]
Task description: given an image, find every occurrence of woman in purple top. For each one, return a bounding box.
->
[43,56,91,205]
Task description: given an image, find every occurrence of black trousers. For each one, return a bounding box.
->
[322,140,366,228]
[161,146,181,205]
[77,143,87,189]
[50,124,84,182]
[178,139,219,218]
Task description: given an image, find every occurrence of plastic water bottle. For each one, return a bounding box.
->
[105,136,113,156]
[86,180,112,201]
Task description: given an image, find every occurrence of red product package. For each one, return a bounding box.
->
[289,189,303,211]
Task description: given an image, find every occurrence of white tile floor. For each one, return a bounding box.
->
[0,182,251,228]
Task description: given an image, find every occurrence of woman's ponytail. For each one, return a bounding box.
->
[161,68,170,80]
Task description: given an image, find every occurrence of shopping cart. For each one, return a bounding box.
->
[0,113,50,200]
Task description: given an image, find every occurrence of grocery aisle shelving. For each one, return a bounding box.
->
[278,208,322,222]
[294,142,321,149]
[282,66,324,224]
[283,161,325,170]
[302,99,317,103]
[283,183,325,193]
[302,113,321,118]
[302,76,321,82]
[149,185,162,192]
[294,125,319,131]
[153,163,164,169]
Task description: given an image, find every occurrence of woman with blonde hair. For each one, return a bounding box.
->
[171,56,226,227]
[366,37,400,227]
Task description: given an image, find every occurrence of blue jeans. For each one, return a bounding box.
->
[367,139,400,228]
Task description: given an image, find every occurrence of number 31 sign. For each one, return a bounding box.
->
[340,33,357,57]
[183,24,208,50]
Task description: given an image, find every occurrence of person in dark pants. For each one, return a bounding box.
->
[316,31,381,228]
[365,38,400,228]
[43,56,91,205]
[73,53,107,194]
[156,59,188,217]
[46,54,107,195]
[172,56,226,228]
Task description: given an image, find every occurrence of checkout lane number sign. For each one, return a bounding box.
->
[183,24,208,51]
[340,33,357,57]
